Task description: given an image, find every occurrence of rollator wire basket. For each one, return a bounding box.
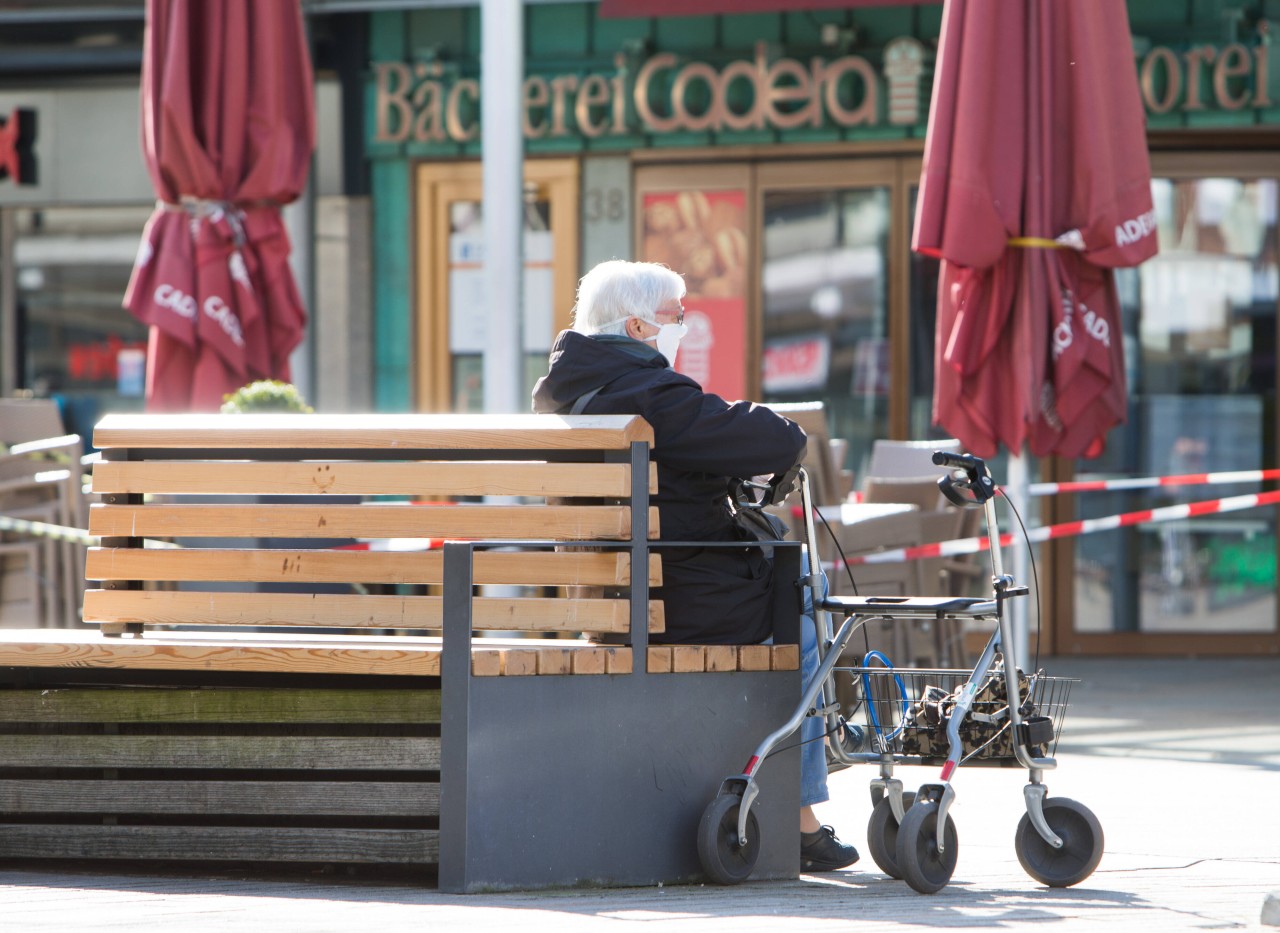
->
[845,666,1074,763]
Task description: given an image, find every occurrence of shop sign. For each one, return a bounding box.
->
[0,107,37,185]
[374,34,1280,147]
[373,38,928,145]
[1138,41,1271,113]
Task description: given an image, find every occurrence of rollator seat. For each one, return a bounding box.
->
[821,595,993,617]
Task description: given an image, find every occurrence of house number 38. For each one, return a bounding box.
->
[585,187,626,223]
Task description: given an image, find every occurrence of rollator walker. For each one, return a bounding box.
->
[696,451,1104,894]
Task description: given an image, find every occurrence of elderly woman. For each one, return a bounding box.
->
[532,259,857,873]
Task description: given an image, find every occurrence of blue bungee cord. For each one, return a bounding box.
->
[860,650,909,744]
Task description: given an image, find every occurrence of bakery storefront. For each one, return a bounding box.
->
[365,1,1280,657]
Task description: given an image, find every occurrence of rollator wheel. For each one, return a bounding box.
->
[696,793,760,885]
[1014,797,1104,888]
[866,791,916,879]
[895,798,959,894]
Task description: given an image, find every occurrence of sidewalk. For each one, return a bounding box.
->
[1,656,1277,932]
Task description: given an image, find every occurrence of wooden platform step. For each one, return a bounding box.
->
[467,643,799,676]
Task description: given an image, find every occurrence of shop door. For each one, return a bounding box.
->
[414,160,579,412]
[756,159,919,480]
[634,158,920,481]
[1053,154,1280,656]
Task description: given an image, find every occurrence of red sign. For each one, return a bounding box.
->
[762,337,830,394]
[640,188,748,400]
[0,108,36,186]
[677,298,746,399]
[67,336,146,384]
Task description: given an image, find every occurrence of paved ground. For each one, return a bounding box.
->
[1,656,1277,932]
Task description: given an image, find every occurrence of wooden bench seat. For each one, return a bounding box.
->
[0,629,798,677]
[0,413,802,892]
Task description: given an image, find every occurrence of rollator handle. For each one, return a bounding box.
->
[763,462,802,505]
[729,461,803,509]
[931,450,985,472]
[933,451,997,507]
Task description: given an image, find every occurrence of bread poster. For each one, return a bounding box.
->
[641,188,747,401]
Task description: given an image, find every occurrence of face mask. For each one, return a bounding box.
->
[644,322,688,367]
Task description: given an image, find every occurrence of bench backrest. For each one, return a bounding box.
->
[85,413,662,646]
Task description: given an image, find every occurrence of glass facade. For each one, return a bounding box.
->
[1074,176,1277,637]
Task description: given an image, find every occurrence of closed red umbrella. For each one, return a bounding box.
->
[123,0,315,412]
[914,0,1157,459]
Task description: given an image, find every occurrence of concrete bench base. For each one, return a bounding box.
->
[443,664,800,891]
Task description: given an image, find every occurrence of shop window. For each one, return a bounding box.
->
[9,205,151,439]
[760,186,891,479]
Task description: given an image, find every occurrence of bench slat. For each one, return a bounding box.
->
[0,825,439,864]
[91,460,657,497]
[92,412,654,450]
[0,780,440,817]
[83,590,665,634]
[0,734,440,770]
[0,632,444,676]
[87,548,661,588]
[89,504,659,540]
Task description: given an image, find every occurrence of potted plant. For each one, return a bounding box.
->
[220,380,314,414]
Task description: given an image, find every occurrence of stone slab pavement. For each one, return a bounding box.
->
[0,656,1276,932]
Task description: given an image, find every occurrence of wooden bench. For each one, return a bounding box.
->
[0,413,802,892]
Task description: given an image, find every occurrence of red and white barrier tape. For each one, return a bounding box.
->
[1028,467,1280,496]
[0,514,183,549]
[841,488,1280,566]
[0,515,98,546]
[336,538,444,551]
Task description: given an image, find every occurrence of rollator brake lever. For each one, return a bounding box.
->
[934,450,997,507]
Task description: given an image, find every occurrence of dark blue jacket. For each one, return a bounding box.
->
[532,330,806,644]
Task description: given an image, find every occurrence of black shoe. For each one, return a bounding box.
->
[800,825,860,872]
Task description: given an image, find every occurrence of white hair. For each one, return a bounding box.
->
[571,260,686,336]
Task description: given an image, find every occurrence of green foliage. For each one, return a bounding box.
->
[220,380,314,414]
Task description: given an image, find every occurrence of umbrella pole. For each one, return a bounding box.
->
[284,188,314,402]
[1006,449,1032,672]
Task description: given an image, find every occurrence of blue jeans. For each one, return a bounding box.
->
[766,554,828,808]
[798,555,828,808]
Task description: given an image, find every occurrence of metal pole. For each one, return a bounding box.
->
[286,13,317,408]
[1007,449,1031,672]
[284,179,315,407]
[481,0,524,414]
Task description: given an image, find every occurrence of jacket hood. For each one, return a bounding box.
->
[532,330,667,413]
